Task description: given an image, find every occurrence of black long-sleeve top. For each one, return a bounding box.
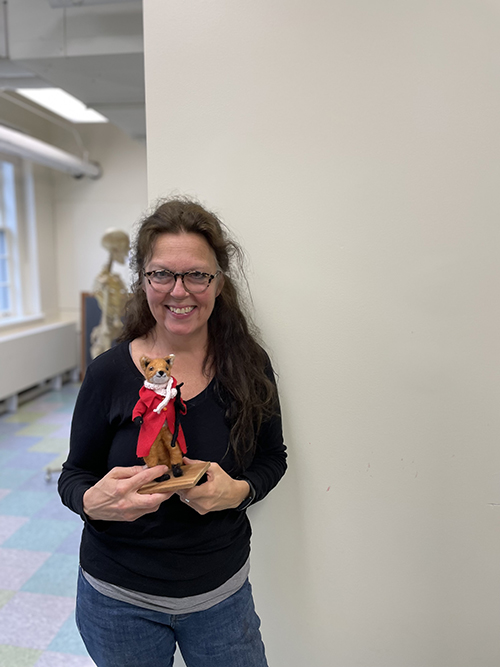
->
[58,341,287,598]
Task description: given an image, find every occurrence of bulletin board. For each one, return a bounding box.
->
[80,292,101,380]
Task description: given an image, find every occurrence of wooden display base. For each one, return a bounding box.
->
[138,461,210,494]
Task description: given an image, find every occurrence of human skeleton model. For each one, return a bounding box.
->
[90,228,130,360]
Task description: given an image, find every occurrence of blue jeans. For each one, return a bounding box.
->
[76,569,269,667]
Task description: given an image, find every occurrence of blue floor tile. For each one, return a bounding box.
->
[56,527,83,556]
[48,614,88,656]
[9,450,57,470]
[0,449,16,466]
[19,473,61,494]
[0,421,24,437]
[0,384,93,662]
[34,497,80,523]
[0,490,53,516]
[21,553,79,597]
[0,515,29,545]
[0,435,44,451]
[37,413,73,425]
[4,519,79,552]
[0,467,38,490]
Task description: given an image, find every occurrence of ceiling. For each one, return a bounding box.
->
[0,0,145,141]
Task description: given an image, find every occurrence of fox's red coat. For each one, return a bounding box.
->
[132,379,187,458]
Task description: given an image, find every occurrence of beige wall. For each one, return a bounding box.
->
[50,122,148,325]
[143,2,500,666]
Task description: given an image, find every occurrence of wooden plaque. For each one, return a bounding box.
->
[138,461,210,494]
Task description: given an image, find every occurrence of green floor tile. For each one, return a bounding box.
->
[3,413,45,425]
[14,425,60,438]
[29,438,69,454]
[0,645,42,667]
[28,396,64,406]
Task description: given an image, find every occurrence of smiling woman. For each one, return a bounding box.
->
[58,197,287,667]
[142,232,223,347]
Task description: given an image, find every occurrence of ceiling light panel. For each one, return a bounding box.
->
[15,88,108,123]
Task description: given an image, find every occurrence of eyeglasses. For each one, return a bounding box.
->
[143,269,221,294]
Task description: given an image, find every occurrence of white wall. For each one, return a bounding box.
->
[143,2,500,666]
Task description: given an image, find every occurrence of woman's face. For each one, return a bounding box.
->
[143,232,223,343]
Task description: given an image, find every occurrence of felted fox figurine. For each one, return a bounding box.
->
[132,355,187,481]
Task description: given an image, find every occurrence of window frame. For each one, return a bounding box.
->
[0,156,42,328]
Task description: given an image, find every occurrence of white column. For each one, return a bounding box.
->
[143,2,500,665]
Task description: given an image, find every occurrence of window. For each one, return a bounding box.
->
[0,225,9,314]
[0,156,41,325]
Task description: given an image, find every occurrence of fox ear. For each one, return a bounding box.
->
[165,354,175,367]
[140,356,151,370]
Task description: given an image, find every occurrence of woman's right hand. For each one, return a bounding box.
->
[83,465,174,522]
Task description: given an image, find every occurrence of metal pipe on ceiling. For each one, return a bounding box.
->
[48,0,141,7]
[0,125,102,179]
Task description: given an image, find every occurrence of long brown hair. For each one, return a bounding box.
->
[119,197,277,467]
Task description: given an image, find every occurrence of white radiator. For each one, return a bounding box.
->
[0,321,78,406]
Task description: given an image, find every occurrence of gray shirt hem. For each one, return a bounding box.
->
[82,558,250,615]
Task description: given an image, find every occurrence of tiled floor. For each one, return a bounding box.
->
[0,383,96,667]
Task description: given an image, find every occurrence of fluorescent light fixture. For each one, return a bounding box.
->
[15,88,108,123]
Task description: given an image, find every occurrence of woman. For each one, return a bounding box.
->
[58,198,287,667]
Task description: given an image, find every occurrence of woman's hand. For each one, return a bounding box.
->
[177,457,250,515]
[83,465,175,522]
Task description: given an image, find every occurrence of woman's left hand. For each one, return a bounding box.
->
[178,457,250,514]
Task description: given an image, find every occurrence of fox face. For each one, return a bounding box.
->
[140,355,175,385]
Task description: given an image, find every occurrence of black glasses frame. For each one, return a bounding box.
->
[143,269,221,293]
